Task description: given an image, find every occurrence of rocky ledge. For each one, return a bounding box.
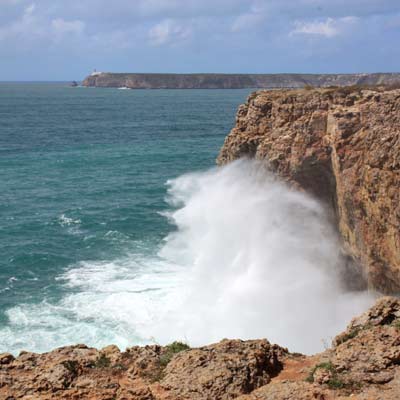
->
[218,86,400,293]
[1,297,400,399]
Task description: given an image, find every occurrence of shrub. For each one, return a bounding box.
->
[94,354,111,368]
[62,360,79,375]
[305,361,345,389]
[149,341,191,382]
[159,341,190,367]
[335,327,361,345]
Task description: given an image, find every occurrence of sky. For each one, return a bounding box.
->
[0,0,400,80]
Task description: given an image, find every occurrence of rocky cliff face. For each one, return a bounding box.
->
[82,72,400,89]
[2,297,400,399]
[218,87,400,293]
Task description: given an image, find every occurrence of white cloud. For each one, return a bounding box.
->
[149,19,191,46]
[25,2,35,15]
[231,12,265,32]
[0,3,43,42]
[291,16,358,38]
[0,4,85,45]
[51,18,85,35]
[231,2,268,33]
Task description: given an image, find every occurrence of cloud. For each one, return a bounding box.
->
[24,2,35,14]
[291,16,358,38]
[0,3,43,42]
[0,0,399,79]
[149,19,191,46]
[0,3,85,45]
[231,12,266,32]
[51,18,85,36]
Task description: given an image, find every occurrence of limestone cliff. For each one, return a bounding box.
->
[2,297,400,399]
[82,72,400,89]
[218,87,400,293]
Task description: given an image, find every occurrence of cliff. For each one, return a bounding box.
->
[218,86,400,293]
[82,72,400,89]
[2,297,400,399]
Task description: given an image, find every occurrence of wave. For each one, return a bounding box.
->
[0,160,376,354]
[58,214,81,227]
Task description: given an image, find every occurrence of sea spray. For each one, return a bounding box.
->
[145,159,376,353]
[0,160,375,355]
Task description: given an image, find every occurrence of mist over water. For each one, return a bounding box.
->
[147,160,376,353]
[1,160,375,355]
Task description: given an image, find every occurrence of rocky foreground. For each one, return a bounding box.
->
[218,86,400,294]
[1,297,400,399]
[82,72,400,89]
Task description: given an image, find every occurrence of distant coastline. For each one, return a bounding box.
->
[82,72,400,89]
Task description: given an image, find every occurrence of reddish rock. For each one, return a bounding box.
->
[1,298,400,399]
[160,339,287,400]
[218,87,400,293]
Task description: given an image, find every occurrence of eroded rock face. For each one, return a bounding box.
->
[0,339,288,400]
[218,87,400,293]
[161,339,286,400]
[2,297,400,399]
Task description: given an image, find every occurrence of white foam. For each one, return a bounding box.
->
[1,160,376,355]
[139,160,376,353]
[58,214,81,227]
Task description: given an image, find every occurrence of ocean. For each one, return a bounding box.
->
[0,84,252,353]
[0,83,374,355]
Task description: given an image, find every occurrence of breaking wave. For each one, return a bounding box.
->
[0,160,376,355]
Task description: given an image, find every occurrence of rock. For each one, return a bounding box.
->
[160,339,287,400]
[1,299,400,398]
[0,353,14,365]
[236,381,330,400]
[329,297,400,386]
[333,296,400,346]
[39,363,77,391]
[218,87,400,293]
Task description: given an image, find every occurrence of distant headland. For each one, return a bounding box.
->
[82,72,400,89]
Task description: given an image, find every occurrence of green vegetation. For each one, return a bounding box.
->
[149,341,190,383]
[305,361,345,390]
[335,327,361,345]
[62,360,79,375]
[326,376,345,389]
[306,361,335,383]
[94,354,111,369]
[159,341,190,367]
[392,319,400,330]
[113,363,127,371]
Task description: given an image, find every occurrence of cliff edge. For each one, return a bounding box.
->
[218,86,400,293]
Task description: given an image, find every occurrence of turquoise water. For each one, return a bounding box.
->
[0,84,252,353]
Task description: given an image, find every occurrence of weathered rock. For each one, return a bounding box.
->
[329,296,400,386]
[218,87,400,293]
[1,298,400,399]
[0,353,14,365]
[161,339,287,400]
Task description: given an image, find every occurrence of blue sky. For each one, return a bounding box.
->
[1,0,400,80]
